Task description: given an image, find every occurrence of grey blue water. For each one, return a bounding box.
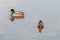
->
[0,0,60,40]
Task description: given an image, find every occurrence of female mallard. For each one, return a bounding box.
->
[10,9,24,21]
[37,20,44,33]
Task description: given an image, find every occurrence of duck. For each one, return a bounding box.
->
[10,9,24,22]
[37,20,44,33]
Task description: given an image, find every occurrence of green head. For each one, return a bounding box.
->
[11,9,15,13]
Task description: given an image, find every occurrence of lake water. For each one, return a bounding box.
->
[0,0,60,40]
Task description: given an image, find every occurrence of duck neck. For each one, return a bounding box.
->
[11,11,15,13]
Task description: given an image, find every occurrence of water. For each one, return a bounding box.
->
[0,0,60,40]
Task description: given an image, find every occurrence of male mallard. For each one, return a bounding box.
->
[10,9,24,22]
